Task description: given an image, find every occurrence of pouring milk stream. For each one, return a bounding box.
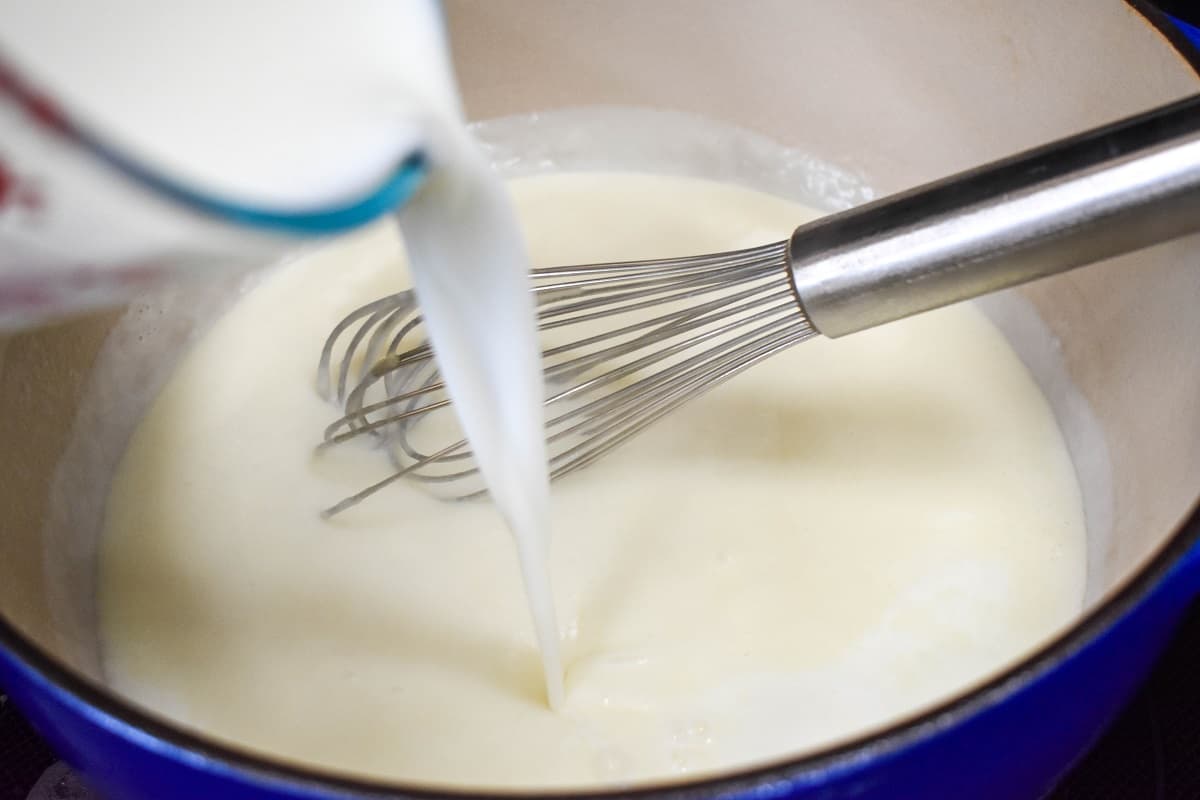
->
[0,0,565,706]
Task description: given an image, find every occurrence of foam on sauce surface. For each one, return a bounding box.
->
[99,173,1086,789]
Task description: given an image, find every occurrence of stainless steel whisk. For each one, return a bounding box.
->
[318,95,1200,515]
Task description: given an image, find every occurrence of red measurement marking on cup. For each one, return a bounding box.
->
[0,264,160,316]
[0,159,45,213]
[0,160,14,209]
[116,264,165,287]
[0,277,54,311]
[0,61,72,134]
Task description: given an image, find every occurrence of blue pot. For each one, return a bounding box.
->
[2,524,1196,800]
[1,1,1199,798]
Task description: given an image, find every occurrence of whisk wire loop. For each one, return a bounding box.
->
[316,240,814,513]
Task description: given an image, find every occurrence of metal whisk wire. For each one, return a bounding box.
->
[314,95,1200,515]
[316,240,816,515]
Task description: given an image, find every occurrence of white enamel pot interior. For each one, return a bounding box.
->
[0,1,1198,798]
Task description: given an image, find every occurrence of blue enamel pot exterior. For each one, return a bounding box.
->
[2,2,1199,798]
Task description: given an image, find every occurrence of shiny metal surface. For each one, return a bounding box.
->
[317,242,813,511]
[2,5,1199,798]
[790,94,1200,337]
[320,95,1200,504]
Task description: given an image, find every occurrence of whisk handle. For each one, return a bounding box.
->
[788,94,1200,338]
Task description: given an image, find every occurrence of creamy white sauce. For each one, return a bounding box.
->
[2,0,565,708]
[100,172,1086,791]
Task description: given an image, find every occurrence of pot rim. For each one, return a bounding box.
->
[1,2,1198,797]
